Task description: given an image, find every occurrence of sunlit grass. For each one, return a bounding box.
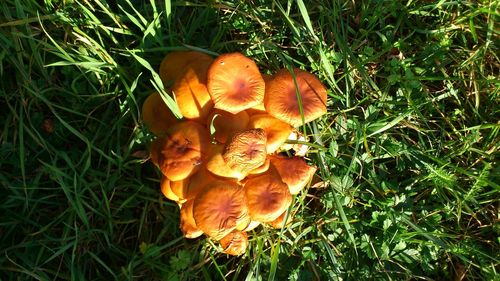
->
[1,0,498,280]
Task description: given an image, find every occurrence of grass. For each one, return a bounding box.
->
[1,0,499,280]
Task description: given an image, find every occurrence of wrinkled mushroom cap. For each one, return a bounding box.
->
[207,110,250,144]
[193,181,249,240]
[223,129,267,175]
[159,51,213,85]
[270,155,317,195]
[219,230,248,256]
[206,144,246,180]
[248,114,293,154]
[154,121,210,181]
[207,53,265,114]
[172,60,214,121]
[244,173,292,222]
[264,68,327,127]
[180,199,204,239]
[247,157,270,176]
[141,92,179,136]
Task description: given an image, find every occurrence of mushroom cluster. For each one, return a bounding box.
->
[142,51,327,256]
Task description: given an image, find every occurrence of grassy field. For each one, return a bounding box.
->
[1,0,499,280]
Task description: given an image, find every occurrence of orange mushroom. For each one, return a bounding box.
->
[171,60,214,122]
[184,165,221,200]
[160,176,181,202]
[219,230,248,256]
[180,199,204,239]
[207,53,265,114]
[193,181,249,240]
[207,109,250,144]
[247,113,293,154]
[206,144,246,180]
[153,121,210,181]
[244,173,292,222]
[170,178,190,203]
[223,129,267,175]
[270,155,317,195]
[159,51,213,85]
[268,210,292,229]
[247,157,270,176]
[264,68,327,127]
[141,92,179,136]
[245,73,272,114]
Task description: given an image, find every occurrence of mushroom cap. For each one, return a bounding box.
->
[206,144,246,180]
[264,68,327,127]
[244,173,292,222]
[248,102,266,114]
[248,113,293,154]
[223,129,267,175]
[207,109,250,144]
[244,73,272,114]
[141,92,179,136]
[154,121,210,181]
[268,210,292,229]
[193,181,249,240]
[270,155,317,195]
[207,53,265,114]
[159,51,213,84]
[172,60,214,121]
[219,230,248,256]
[245,107,267,116]
[247,157,270,176]
[184,165,221,200]
[243,220,261,232]
[170,178,190,203]
[180,199,204,239]
[160,176,181,202]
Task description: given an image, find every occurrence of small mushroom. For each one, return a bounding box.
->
[141,92,179,136]
[207,53,265,114]
[153,121,210,181]
[193,181,249,240]
[223,129,267,175]
[180,199,204,239]
[170,178,190,203]
[270,155,317,195]
[160,176,182,202]
[264,68,327,127]
[184,165,221,200]
[247,157,270,176]
[247,113,293,154]
[244,173,292,222]
[159,51,213,85]
[171,60,214,122]
[206,144,246,180]
[219,230,248,256]
[207,109,250,144]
